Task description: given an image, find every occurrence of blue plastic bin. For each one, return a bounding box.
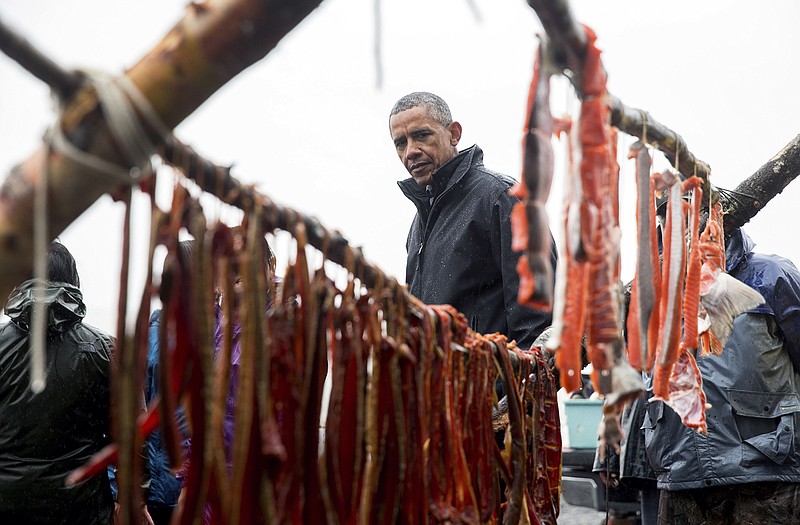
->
[563,398,604,449]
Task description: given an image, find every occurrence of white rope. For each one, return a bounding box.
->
[30,151,49,394]
[30,71,173,392]
[47,124,133,184]
[46,70,171,184]
[115,75,172,139]
[91,72,156,180]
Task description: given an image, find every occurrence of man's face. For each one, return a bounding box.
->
[390,106,462,186]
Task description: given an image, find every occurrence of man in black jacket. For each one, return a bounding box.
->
[390,92,553,348]
[0,242,116,525]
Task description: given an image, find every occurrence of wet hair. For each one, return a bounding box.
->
[390,92,453,128]
[46,241,80,287]
[223,226,277,304]
[261,237,276,277]
[177,239,194,267]
[229,226,275,276]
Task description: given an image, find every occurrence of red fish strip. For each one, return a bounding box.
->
[625,141,656,371]
[653,172,686,401]
[681,177,704,348]
[664,347,708,434]
[512,40,555,309]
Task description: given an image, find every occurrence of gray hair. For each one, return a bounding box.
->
[390,92,453,128]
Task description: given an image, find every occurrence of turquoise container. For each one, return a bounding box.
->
[563,398,604,449]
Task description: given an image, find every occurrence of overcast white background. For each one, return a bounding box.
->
[1,0,799,334]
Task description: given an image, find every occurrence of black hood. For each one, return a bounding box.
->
[5,279,86,335]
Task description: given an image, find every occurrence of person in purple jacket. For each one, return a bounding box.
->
[212,228,277,472]
[193,228,277,524]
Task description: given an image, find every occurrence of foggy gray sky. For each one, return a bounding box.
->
[1,0,799,333]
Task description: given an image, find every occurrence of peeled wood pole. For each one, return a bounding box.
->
[0,0,324,302]
[525,0,800,233]
[607,96,711,186]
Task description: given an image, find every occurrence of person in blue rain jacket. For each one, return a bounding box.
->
[644,228,800,524]
[144,240,193,525]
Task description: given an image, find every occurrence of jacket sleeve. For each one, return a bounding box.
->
[492,191,554,349]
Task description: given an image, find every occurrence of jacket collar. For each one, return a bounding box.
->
[4,278,86,334]
[397,144,482,201]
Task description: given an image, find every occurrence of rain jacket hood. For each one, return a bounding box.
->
[726,228,800,369]
[398,144,553,348]
[644,228,800,490]
[5,279,86,335]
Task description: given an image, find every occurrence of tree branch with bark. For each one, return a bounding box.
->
[0,0,324,302]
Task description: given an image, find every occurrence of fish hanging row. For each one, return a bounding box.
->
[637,170,762,434]
[513,25,764,439]
[512,27,643,448]
[69,179,562,524]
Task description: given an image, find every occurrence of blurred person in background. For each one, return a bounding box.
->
[0,241,116,525]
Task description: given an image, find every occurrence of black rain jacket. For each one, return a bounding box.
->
[0,279,114,524]
[398,144,554,348]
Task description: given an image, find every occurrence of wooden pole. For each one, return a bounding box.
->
[0,0,324,301]
[608,97,711,187]
[526,0,800,232]
[722,133,800,234]
[0,17,84,99]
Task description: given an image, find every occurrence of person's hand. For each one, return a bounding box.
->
[141,506,155,525]
[176,487,186,518]
[599,470,619,489]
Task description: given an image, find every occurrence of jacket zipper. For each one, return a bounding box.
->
[416,183,458,273]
